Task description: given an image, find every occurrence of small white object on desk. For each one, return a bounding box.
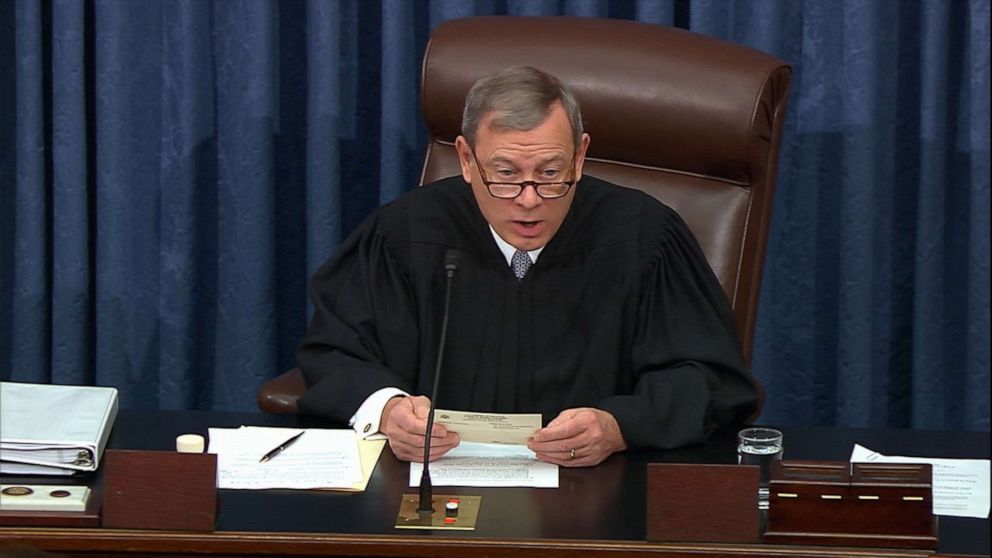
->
[176,434,205,454]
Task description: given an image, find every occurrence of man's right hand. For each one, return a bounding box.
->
[379,395,460,462]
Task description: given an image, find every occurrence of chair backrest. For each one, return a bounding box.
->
[419,16,791,366]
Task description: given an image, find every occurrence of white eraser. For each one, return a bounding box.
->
[176,434,205,454]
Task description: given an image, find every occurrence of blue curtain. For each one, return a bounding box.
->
[1,0,988,432]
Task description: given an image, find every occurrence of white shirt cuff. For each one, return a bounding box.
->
[349,387,409,439]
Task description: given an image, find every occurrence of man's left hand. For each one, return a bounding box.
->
[526,407,627,467]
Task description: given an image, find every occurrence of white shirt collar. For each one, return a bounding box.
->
[489,225,544,267]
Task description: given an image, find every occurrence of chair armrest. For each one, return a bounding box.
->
[257,368,306,414]
[256,369,766,421]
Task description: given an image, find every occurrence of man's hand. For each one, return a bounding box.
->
[380,395,460,462]
[527,408,627,467]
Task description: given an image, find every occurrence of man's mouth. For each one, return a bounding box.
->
[511,220,543,237]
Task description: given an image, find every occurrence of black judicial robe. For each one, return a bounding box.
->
[297,175,758,449]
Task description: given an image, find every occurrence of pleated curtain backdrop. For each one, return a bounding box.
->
[1,0,988,432]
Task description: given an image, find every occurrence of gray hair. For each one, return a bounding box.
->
[461,66,583,150]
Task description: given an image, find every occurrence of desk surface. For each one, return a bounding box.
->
[1,410,988,558]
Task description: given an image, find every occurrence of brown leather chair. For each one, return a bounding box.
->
[258,16,791,417]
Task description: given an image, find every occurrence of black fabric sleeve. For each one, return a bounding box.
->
[596,210,758,449]
[295,213,419,423]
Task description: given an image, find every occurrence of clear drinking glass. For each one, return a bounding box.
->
[737,427,784,509]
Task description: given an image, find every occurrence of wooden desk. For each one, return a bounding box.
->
[2,411,988,558]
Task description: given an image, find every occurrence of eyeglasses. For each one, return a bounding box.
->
[472,151,576,199]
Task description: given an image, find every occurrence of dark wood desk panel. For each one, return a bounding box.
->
[1,528,952,558]
[1,411,988,558]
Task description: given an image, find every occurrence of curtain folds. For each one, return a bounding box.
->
[1,0,988,431]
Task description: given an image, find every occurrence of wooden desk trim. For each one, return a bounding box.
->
[1,526,954,558]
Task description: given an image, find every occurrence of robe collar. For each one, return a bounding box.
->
[489,225,545,267]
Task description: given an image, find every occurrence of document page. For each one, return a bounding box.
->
[850,443,990,518]
[434,409,541,445]
[409,441,558,488]
[208,426,365,490]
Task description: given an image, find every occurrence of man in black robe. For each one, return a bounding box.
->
[297,66,757,467]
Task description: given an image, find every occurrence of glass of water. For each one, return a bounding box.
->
[737,427,783,509]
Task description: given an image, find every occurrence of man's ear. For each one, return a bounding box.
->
[573,133,591,182]
[454,136,473,184]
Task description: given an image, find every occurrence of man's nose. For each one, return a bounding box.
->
[514,183,543,208]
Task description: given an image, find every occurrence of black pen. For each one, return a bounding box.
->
[258,431,305,463]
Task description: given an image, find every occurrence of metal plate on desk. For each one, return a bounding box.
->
[395,494,482,530]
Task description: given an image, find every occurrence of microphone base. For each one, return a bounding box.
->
[394,494,482,530]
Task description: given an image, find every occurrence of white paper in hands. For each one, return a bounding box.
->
[433,409,541,445]
[410,441,558,488]
[850,443,990,518]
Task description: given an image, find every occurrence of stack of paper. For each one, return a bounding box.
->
[409,409,558,488]
[409,441,559,488]
[1,382,119,476]
[850,444,991,519]
[207,426,384,491]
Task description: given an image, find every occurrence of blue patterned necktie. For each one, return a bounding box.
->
[511,249,532,280]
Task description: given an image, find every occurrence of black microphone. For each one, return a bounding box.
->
[417,249,462,514]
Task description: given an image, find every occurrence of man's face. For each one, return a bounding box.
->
[455,103,590,251]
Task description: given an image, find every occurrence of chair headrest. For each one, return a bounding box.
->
[422,16,790,184]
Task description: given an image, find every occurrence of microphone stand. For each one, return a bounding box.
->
[395,250,482,530]
[417,256,456,514]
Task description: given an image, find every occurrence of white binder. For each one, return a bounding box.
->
[0,382,119,476]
